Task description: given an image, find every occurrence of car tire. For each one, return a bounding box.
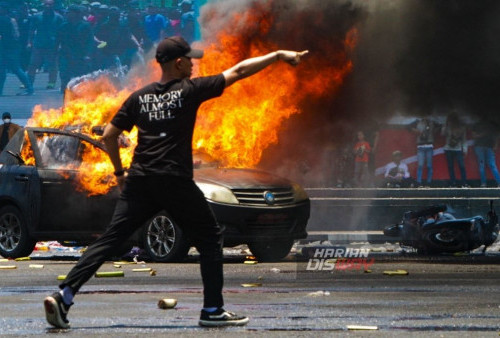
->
[248,240,294,262]
[0,205,36,259]
[141,212,190,262]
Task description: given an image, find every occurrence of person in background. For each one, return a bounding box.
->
[179,0,195,43]
[0,112,21,151]
[410,116,439,187]
[14,2,31,71]
[85,2,101,27]
[357,119,379,187]
[472,119,500,188]
[353,130,371,187]
[94,6,141,70]
[0,2,34,96]
[57,4,93,93]
[126,1,149,56]
[144,5,168,45]
[442,112,468,187]
[27,0,64,89]
[384,150,413,188]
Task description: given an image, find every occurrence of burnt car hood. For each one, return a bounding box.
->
[194,168,292,189]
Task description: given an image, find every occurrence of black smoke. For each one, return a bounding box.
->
[395,0,500,118]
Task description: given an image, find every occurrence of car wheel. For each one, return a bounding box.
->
[141,212,190,262]
[0,205,36,258]
[248,240,294,262]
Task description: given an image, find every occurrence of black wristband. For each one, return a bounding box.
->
[114,170,125,177]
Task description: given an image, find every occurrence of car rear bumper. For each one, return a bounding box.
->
[207,199,310,245]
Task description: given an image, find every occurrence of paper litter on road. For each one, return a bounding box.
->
[347,325,378,330]
[383,269,409,275]
[29,264,44,269]
[307,291,330,297]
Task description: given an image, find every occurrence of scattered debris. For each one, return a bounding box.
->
[0,265,17,270]
[383,270,409,276]
[150,269,157,276]
[241,283,262,287]
[29,264,44,269]
[307,291,330,297]
[57,275,66,280]
[158,298,177,309]
[0,259,8,262]
[113,261,136,265]
[270,268,281,273]
[364,269,372,273]
[14,257,30,261]
[244,260,258,265]
[95,271,124,278]
[132,256,146,265]
[347,325,378,330]
[132,268,152,272]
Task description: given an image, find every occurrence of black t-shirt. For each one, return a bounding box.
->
[111,74,225,178]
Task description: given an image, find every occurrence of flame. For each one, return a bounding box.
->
[20,132,36,166]
[192,5,357,167]
[23,4,357,195]
[25,73,143,196]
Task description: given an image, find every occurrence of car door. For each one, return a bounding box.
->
[28,130,116,236]
[0,129,40,232]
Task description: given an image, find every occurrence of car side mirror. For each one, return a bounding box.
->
[6,150,26,165]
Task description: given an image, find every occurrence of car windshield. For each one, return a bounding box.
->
[193,151,220,169]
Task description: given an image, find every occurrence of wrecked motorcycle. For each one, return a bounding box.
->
[383,202,499,254]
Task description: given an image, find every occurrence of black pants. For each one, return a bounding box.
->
[60,175,224,308]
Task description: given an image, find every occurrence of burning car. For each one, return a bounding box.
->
[0,128,310,262]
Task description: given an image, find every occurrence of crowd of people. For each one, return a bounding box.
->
[0,0,198,96]
[333,113,500,189]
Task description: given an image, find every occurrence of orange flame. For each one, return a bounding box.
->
[192,10,357,167]
[20,132,36,166]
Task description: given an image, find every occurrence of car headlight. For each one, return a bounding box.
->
[196,182,239,204]
[292,182,309,202]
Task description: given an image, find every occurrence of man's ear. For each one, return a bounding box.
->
[174,57,183,69]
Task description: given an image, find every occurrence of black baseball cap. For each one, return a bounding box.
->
[3,112,11,119]
[155,36,203,64]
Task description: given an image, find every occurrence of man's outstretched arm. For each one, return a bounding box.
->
[222,50,308,88]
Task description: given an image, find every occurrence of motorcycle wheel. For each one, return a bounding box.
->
[421,227,468,253]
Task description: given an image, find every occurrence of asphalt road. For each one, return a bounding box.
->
[1,250,500,337]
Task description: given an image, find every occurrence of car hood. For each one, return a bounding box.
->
[194,168,292,189]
